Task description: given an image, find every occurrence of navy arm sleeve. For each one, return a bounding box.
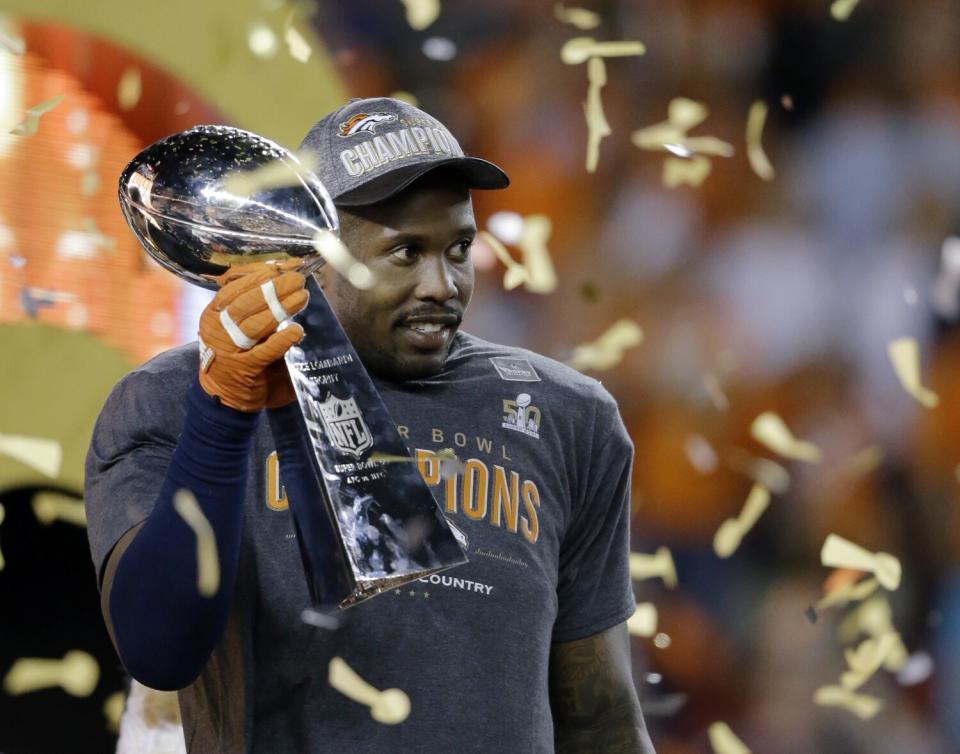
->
[90,376,259,691]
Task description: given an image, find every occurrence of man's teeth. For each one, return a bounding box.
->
[408,322,444,333]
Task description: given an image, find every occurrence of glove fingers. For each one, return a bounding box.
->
[248,324,305,366]
[212,266,279,309]
[229,289,309,344]
[226,273,307,327]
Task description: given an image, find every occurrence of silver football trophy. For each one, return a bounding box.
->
[118,125,467,609]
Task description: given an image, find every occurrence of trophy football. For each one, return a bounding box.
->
[118,125,468,609]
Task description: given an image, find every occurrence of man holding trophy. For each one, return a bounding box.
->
[85,97,655,753]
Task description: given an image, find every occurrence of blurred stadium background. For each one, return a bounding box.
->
[1,0,959,752]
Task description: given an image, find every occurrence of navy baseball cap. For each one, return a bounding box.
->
[298,97,509,207]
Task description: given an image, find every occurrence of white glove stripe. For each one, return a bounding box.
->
[260,279,290,324]
[219,309,258,350]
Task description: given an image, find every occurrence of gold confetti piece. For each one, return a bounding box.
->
[117,67,141,112]
[0,27,25,55]
[518,215,558,293]
[816,577,880,611]
[725,449,791,493]
[627,602,658,638]
[821,534,901,591]
[313,230,375,290]
[4,650,99,697]
[781,94,795,111]
[329,656,411,724]
[10,94,64,136]
[684,434,719,473]
[702,372,729,411]
[713,484,770,559]
[0,503,5,571]
[887,337,939,408]
[103,691,124,733]
[173,489,220,598]
[32,492,86,527]
[838,597,910,672]
[841,446,884,479]
[708,721,751,754]
[560,36,646,65]
[632,99,735,157]
[248,22,279,58]
[390,90,419,107]
[629,546,677,588]
[0,433,62,477]
[481,230,529,290]
[81,169,101,197]
[813,684,883,720]
[81,218,117,253]
[554,3,601,29]
[745,101,774,181]
[583,56,612,173]
[663,156,712,188]
[222,152,318,197]
[841,632,898,691]
[284,18,312,63]
[568,319,644,372]
[653,632,671,649]
[830,0,861,22]
[750,411,822,463]
[400,0,440,30]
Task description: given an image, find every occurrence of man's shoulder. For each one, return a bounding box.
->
[453,332,615,406]
[107,342,198,405]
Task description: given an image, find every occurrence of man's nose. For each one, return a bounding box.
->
[414,255,458,302]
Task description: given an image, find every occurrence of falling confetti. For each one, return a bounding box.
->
[302,608,342,630]
[841,633,898,691]
[103,690,124,733]
[400,0,440,30]
[117,67,142,111]
[725,449,791,493]
[653,632,672,649]
[830,0,861,22]
[329,656,411,724]
[583,56,612,173]
[421,37,457,61]
[632,98,733,188]
[745,101,775,181]
[568,319,644,372]
[813,684,883,720]
[0,27,25,55]
[3,650,100,697]
[560,36,646,65]
[0,433,62,477]
[840,446,884,479]
[518,215,558,293]
[284,13,312,63]
[627,602,658,638]
[887,337,939,408]
[313,230,375,290]
[931,236,960,320]
[821,534,901,591]
[248,22,279,58]
[81,169,101,197]
[708,721,751,754]
[173,489,220,598]
[222,152,318,197]
[629,546,677,588]
[684,434,719,474]
[895,651,934,687]
[780,94,795,111]
[750,411,822,463]
[554,3,602,29]
[815,576,880,612]
[32,492,87,527]
[713,484,771,559]
[10,94,64,136]
[702,372,730,411]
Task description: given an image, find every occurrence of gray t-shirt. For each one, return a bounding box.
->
[85,331,635,753]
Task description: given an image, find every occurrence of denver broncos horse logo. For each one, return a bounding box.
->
[338,112,398,137]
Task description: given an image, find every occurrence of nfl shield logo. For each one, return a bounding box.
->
[316,394,374,458]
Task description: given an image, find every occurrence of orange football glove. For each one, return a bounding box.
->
[198,261,309,412]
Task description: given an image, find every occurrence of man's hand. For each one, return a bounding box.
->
[549,623,656,753]
[198,262,309,412]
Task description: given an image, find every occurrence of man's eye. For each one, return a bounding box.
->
[389,247,418,262]
[449,240,473,260]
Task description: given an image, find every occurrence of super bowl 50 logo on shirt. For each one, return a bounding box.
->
[501,393,541,439]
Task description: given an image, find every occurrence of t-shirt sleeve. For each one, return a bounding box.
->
[84,368,185,583]
[552,394,635,643]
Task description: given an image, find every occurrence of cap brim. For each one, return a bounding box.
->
[333,156,509,207]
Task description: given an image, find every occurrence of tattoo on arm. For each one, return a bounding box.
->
[549,624,655,753]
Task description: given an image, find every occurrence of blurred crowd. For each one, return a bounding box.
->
[317,1,960,752]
